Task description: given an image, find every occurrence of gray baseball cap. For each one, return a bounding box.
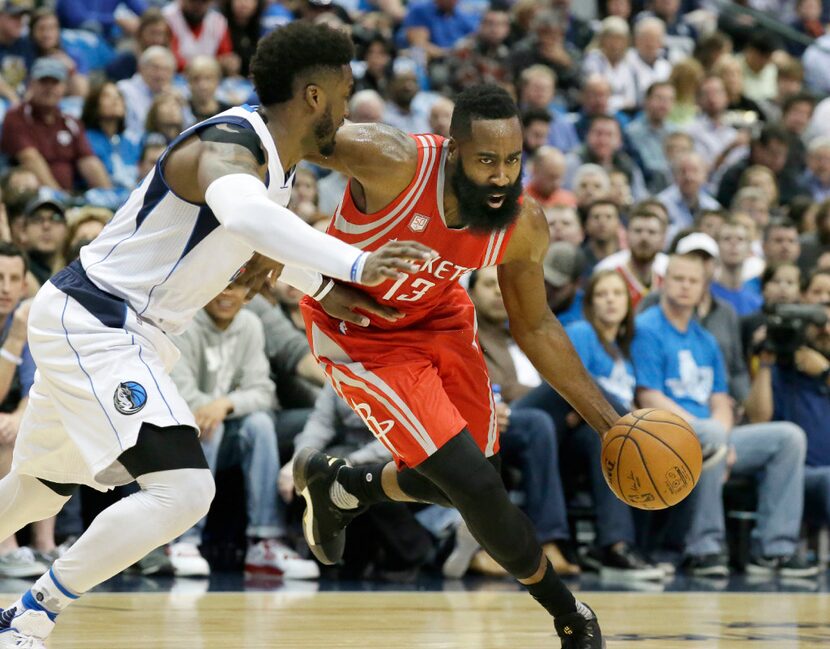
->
[543,241,586,287]
[31,58,68,82]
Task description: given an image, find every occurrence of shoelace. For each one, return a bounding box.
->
[0,607,17,630]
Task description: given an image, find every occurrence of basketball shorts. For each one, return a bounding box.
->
[301,302,499,469]
[12,265,195,491]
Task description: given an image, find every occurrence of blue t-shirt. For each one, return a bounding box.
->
[555,289,584,327]
[710,282,763,317]
[86,129,141,190]
[567,321,636,409]
[772,365,830,467]
[398,1,479,49]
[631,307,728,419]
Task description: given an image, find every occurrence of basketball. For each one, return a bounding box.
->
[601,408,702,511]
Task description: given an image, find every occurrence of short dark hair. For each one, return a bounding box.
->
[81,81,125,134]
[781,91,816,115]
[450,84,519,141]
[0,241,28,274]
[585,198,619,218]
[250,22,354,106]
[746,30,777,55]
[587,113,619,132]
[521,108,552,128]
[755,122,790,148]
[803,267,830,293]
[760,262,799,290]
[763,216,797,241]
[645,81,673,99]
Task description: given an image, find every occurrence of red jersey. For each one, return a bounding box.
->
[311,133,517,329]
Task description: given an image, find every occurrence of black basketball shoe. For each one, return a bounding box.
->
[554,602,605,648]
[293,447,365,565]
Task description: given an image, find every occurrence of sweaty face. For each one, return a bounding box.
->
[451,118,524,232]
[314,66,353,157]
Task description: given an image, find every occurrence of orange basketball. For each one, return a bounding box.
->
[601,408,702,511]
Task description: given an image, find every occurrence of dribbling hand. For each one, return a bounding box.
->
[360,241,437,286]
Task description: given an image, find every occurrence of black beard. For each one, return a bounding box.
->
[631,246,657,264]
[450,160,522,233]
[314,104,336,157]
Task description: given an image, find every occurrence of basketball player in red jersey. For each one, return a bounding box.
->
[293,85,621,648]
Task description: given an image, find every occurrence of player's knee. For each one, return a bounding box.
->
[175,469,216,523]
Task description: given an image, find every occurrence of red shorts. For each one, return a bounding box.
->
[301,301,499,469]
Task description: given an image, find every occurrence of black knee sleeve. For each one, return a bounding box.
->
[118,423,209,479]
[397,468,453,508]
[416,431,542,580]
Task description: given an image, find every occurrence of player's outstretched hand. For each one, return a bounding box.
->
[319,283,404,327]
[238,253,284,301]
[361,241,436,286]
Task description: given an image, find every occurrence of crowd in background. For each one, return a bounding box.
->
[0,0,830,585]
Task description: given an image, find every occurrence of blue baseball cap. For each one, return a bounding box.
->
[31,58,68,82]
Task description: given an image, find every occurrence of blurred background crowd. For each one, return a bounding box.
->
[0,0,829,587]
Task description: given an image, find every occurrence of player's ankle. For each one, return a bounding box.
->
[334,464,388,507]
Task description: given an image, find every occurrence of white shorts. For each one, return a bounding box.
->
[12,266,196,491]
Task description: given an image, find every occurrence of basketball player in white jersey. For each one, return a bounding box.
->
[0,23,433,648]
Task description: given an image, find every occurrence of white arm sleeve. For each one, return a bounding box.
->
[279,266,324,296]
[205,173,369,284]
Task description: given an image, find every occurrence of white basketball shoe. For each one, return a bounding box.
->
[0,608,54,648]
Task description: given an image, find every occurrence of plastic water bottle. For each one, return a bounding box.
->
[492,383,503,404]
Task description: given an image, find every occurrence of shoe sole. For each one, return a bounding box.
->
[690,567,730,577]
[442,522,481,578]
[293,448,346,566]
[599,566,666,581]
[779,567,821,578]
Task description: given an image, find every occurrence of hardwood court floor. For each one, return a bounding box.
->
[3,591,829,648]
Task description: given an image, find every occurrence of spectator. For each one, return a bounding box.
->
[28,8,90,99]
[105,8,171,83]
[595,201,669,309]
[637,0,697,61]
[0,0,34,104]
[731,187,771,245]
[170,281,319,579]
[711,219,763,316]
[627,17,672,108]
[509,9,580,98]
[223,0,268,79]
[163,0,236,74]
[581,16,637,114]
[545,204,584,246]
[56,0,147,41]
[762,217,801,266]
[695,207,727,242]
[712,53,765,124]
[684,75,742,173]
[516,65,579,153]
[787,0,824,57]
[565,115,645,200]
[633,253,816,577]
[144,92,186,143]
[778,91,814,172]
[745,269,830,547]
[21,197,67,287]
[0,168,37,249]
[625,80,676,193]
[572,74,631,141]
[557,271,663,577]
[525,146,576,208]
[803,136,830,203]
[447,5,512,93]
[663,130,694,169]
[136,132,167,181]
[737,31,778,104]
[573,163,611,213]
[353,34,393,98]
[582,198,622,273]
[382,59,433,134]
[608,168,633,216]
[550,0,593,51]
[666,56,704,127]
[738,164,779,211]
[81,81,142,193]
[1,59,111,192]
[117,45,177,137]
[62,206,110,263]
[468,266,580,576]
[693,31,732,72]
[799,199,830,274]
[428,95,453,137]
[542,240,587,326]
[186,56,231,123]
[399,0,478,62]
[657,151,721,246]
[521,109,551,159]
[0,242,47,580]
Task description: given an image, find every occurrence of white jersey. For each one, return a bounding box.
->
[79,105,293,334]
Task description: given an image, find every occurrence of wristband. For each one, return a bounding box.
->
[313,279,336,301]
[0,348,23,366]
[351,252,369,284]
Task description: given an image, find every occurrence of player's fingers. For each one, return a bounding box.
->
[351,296,404,321]
[381,242,436,261]
[330,306,370,327]
[383,257,420,274]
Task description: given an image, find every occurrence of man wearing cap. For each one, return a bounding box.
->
[0,58,111,192]
[542,240,586,327]
[0,0,34,103]
[21,198,67,287]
